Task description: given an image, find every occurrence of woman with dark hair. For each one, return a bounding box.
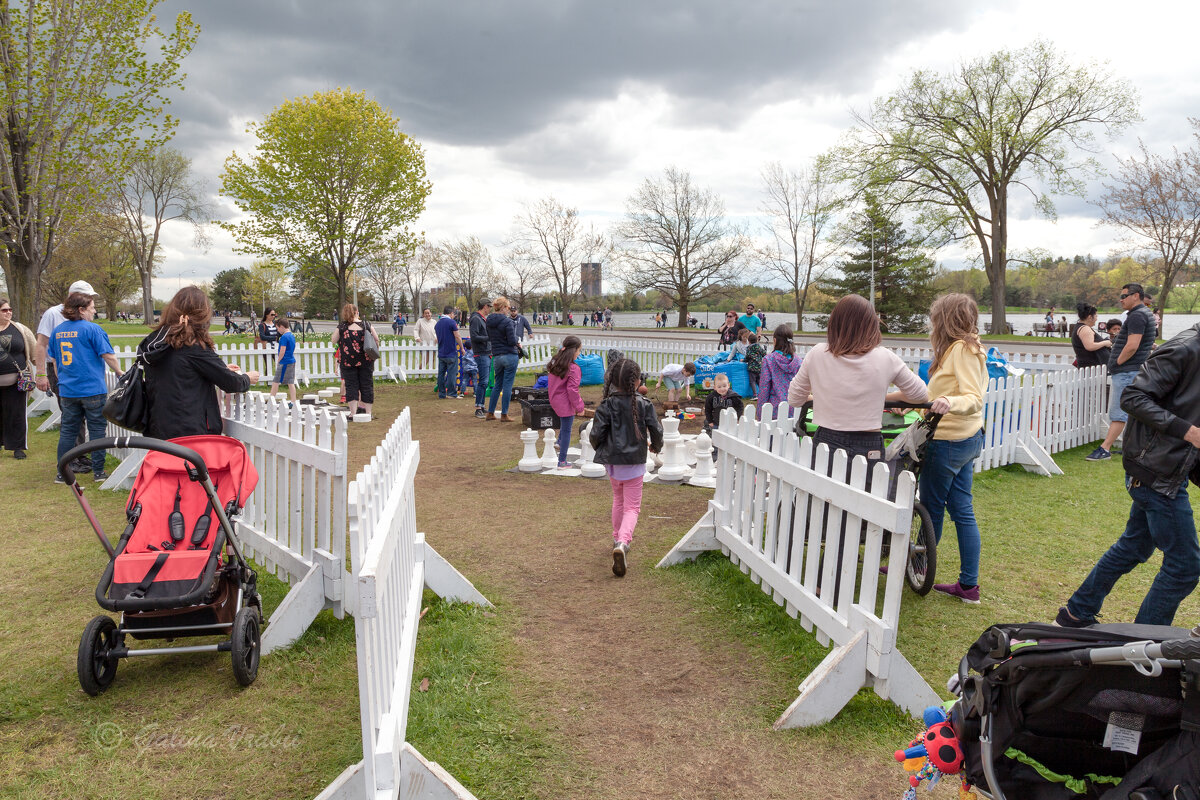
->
[547,335,585,469]
[0,297,36,458]
[717,310,743,350]
[755,324,802,415]
[788,294,927,464]
[1070,302,1112,369]
[140,286,259,440]
[332,303,374,418]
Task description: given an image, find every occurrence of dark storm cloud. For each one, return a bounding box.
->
[160,0,971,166]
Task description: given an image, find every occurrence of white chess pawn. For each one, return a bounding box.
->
[518,428,542,472]
[540,428,559,469]
[689,430,716,487]
[579,421,607,478]
[657,414,687,482]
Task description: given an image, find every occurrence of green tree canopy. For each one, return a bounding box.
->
[0,0,197,323]
[209,268,250,313]
[219,88,431,312]
[826,195,937,334]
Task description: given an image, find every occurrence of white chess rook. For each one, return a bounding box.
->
[579,420,607,478]
[518,428,543,472]
[657,414,688,482]
[540,428,559,469]
[688,430,716,488]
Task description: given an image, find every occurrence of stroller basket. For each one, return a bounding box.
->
[954,622,1200,800]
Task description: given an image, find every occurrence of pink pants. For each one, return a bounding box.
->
[610,476,643,545]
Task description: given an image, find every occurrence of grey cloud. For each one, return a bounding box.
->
[160,0,972,161]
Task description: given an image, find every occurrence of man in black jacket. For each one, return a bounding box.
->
[1059,323,1200,627]
[469,298,492,418]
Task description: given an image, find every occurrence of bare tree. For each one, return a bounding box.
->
[508,196,607,316]
[759,159,846,330]
[112,146,213,320]
[1096,122,1200,318]
[360,238,416,314]
[400,243,441,316]
[440,236,498,308]
[839,40,1139,332]
[498,248,549,314]
[616,167,748,327]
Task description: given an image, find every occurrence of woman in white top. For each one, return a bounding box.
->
[787,294,928,468]
[413,308,438,370]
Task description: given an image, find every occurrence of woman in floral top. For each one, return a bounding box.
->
[332,303,374,418]
[756,324,801,416]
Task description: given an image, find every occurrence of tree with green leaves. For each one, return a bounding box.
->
[839,40,1139,333]
[209,268,251,314]
[244,258,290,315]
[826,196,938,334]
[219,88,431,312]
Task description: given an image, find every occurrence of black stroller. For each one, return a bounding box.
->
[951,622,1200,800]
[61,435,263,695]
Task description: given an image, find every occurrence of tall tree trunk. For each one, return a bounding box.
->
[988,211,1008,335]
[5,252,40,324]
[676,304,688,328]
[140,270,154,323]
[793,285,803,331]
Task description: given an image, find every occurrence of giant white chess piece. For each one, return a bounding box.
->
[540,428,559,469]
[657,414,687,482]
[518,428,543,472]
[578,420,607,478]
[688,430,716,488]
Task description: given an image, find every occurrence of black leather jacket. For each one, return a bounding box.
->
[590,393,664,465]
[1121,323,1200,498]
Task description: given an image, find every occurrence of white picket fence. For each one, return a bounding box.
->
[319,409,485,800]
[658,402,940,727]
[101,335,555,385]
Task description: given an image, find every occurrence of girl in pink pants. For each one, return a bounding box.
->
[589,359,664,577]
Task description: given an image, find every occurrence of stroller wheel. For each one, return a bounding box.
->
[905,502,937,596]
[78,615,120,696]
[231,607,261,687]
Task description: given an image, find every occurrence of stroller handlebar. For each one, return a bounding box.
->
[58,436,210,486]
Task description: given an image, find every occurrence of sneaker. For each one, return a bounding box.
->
[93,471,109,482]
[612,543,628,578]
[55,474,67,484]
[13,449,25,460]
[70,457,91,472]
[878,565,889,576]
[1085,447,1111,461]
[933,581,980,604]
[1054,606,1095,628]
[475,408,486,419]
[557,461,571,469]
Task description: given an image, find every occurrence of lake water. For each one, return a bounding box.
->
[564,310,1200,340]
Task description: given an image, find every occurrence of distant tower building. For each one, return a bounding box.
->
[580,262,602,297]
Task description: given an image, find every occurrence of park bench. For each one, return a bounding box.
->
[983,322,1014,335]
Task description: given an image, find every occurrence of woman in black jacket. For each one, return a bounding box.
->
[589,358,664,577]
[140,287,259,440]
[484,296,520,421]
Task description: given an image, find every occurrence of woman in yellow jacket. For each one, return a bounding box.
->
[923,294,987,604]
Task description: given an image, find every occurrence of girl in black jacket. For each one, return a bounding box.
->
[589,359,664,577]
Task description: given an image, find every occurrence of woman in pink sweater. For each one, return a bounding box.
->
[787,294,928,468]
[547,336,586,469]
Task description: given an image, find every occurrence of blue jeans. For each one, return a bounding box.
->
[1068,478,1200,626]
[487,354,519,415]
[474,354,491,408]
[437,356,457,398]
[556,415,574,465]
[58,394,107,476]
[919,429,984,586]
[1108,371,1137,423]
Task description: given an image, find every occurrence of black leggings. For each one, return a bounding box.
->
[0,381,26,450]
[342,364,374,404]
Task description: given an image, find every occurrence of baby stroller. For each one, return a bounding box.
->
[60,435,263,695]
[949,622,1200,800]
[793,401,942,595]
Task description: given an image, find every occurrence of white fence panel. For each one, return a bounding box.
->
[658,403,940,727]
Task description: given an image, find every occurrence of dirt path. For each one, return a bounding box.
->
[351,385,911,799]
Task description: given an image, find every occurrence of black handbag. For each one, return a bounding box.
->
[103,330,166,431]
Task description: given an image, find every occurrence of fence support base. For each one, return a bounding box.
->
[262,562,328,655]
[1014,432,1063,476]
[655,508,718,567]
[315,744,478,800]
[424,543,492,607]
[101,449,145,491]
[774,630,869,729]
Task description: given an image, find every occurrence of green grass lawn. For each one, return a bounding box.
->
[3,388,1196,798]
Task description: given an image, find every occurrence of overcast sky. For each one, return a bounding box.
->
[149,0,1200,297]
